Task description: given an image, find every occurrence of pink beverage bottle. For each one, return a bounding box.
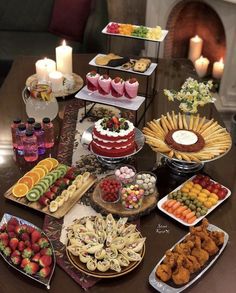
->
[42,117,54,148]
[16,123,26,155]
[23,130,38,162]
[26,117,35,131]
[11,118,21,149]
[34,123,45,155]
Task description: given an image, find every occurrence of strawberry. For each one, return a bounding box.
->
[0,224,7,232]
[55,179,66,188]
[21,232,30,241]
[8,232,17,238]
[20,258,30,269]
[0,232,8,241]
[8,218,19,226]
[31,230,41,244]
[22,247,34,258]
[40,248,52,256]
[14,225,24,235]
[7,224,16,233]
[18,241,25,252]
[11,250,21,257]
[50,186,60,194]
[38,237,49,248]
[44,191,56,200]
[32,243,40,253]
[0,240,8,251]
[39,255,52,267]
[3,246,12,257]
[26,225,35,234]
[38,196,50,206]
[62,178,70,185]
[11,255,21,265]
[24,240,32,248]
[114,77,121,83]
[32,252,41,263]
[129,78,137,84]
[9,238,19,251]
[24,262,39,275]
[39,266,51,278]
[102,74,109,80]
[112,116,119,125]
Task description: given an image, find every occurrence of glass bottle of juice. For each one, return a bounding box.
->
[16,123,26,155]
[23,130,38,162]
[11,118,21,149]
[34,123,45,155]
[42,117,54,148]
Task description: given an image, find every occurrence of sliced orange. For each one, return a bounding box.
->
[17,176,34,189]
[24,171,40,185]
[37,159,53,172]
[47,158,59,169]
[12,183,29,198]
[32,167,46,179]
[34,164,48,174]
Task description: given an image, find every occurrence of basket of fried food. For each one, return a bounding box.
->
[154,219,227,288]
[143,111,232,163]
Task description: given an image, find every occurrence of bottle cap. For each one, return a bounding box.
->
[34,123,42,130]
[42,117,50,124]
[18,123,26,131]
[27,117,35,124]
[13,118,21,124]
[25,129,34,137]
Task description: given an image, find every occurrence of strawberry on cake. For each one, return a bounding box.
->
[90,116,136,157]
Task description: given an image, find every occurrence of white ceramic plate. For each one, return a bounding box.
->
[157,175,231,226]
[149,223,229,292]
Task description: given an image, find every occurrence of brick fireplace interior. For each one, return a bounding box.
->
[164,1,226,73]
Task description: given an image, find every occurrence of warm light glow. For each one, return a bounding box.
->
[193,35,201,41]
[219,58,224,64]
[62,40,66,46]
[0,155,5,164]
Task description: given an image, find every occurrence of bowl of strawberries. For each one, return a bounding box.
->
[99,176,121,203]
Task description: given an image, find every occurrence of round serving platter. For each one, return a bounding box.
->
[91,176,158,220]
[25,73,83,98]
[81,126,145,167]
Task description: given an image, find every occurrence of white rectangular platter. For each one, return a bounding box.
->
[149,223,229,292]
[102,22,168,42]
[75,86,145,111]
[157,175,231,227]
[89,54,158,76]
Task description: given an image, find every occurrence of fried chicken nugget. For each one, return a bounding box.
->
[156,264,172,282]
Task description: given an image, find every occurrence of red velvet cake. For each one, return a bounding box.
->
[90,116,136,157]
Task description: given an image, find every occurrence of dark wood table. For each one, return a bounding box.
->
[0,55,236,293]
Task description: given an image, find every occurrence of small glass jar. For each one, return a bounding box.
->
[99,177,121,203]
[114,165,136,185]
[120,184,144,210]
[136,171,157,196]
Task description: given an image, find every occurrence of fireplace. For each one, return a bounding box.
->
[145,0,236,114]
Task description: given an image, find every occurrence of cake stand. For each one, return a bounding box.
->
[81,126,145,168]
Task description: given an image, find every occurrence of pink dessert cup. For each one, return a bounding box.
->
[111,77,124,98]
[124,78,139,99]
[98,75,111,95]
[86,72,100,91]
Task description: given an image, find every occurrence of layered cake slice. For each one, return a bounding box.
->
[90,116,136,157]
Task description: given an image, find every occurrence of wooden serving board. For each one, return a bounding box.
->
[4,175,97,219]
[91,178,158,220]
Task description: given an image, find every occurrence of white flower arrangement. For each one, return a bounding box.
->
[164,78,216,113]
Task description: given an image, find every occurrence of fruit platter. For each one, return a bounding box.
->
[4,158,97,219]
[66,214,146,278]
[157,174,231,226]
[149,219,228,292]
[102,22,168,42]
[0,213,56,289]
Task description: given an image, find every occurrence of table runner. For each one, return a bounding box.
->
[43,100,135,289]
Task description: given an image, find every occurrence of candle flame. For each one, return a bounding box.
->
[62,40,66,46]
[44,57,47,61]
[220,57,224,63]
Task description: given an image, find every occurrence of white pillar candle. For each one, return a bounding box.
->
[49,71,64,92]
[212,58,224,79]
[35,58,56,82]
[194,56,209,78]
[56,40,73,75]
[188,35,203,63]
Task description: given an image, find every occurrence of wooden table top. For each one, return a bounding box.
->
[0,54,236,293]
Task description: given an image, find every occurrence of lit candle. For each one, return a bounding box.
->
[188,35,203,63]
[194,56,209,78]
[56,40,73,75]
[212,58,224,79]
[49,71,64,92]
[35,58,56,82]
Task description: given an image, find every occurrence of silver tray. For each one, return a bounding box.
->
[81,126,145,165]
[0,213,56,289]
[149,223,229,292]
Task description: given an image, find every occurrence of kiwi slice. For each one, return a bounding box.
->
[26,189,41,201]
[33,185,44,196]
[37,181,48,193]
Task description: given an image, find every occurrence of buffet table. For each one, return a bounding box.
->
[0,55,236,293]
